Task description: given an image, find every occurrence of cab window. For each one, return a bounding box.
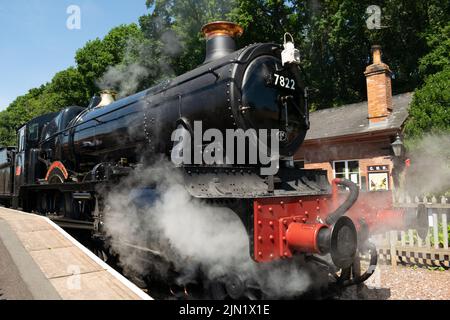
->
[0,149,6,164]
[43,113,62,140]
[28,123,39,142]
[18,127,26,152]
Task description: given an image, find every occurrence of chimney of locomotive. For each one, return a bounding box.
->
[201,21,243,63]
[96,90,117,108]
[365,45,393,124]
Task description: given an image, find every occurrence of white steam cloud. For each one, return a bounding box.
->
[102,160,313,299]
[98,62,150,98]
[97,27,184,98]
[403,134,450,196]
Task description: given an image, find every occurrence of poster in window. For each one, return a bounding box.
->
[349,173,359,185]
[368,172,389,191]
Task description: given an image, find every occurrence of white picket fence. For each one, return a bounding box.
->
[369,195,450,268]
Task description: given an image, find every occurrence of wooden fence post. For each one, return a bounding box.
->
[401,231,406,247]
[433,211,439,250]
[441,196,448,250]
[390,230,397,267]
[442,212,448,250]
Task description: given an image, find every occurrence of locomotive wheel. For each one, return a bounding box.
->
[3,199,11,208]
[47,167,66,184]
[47,169,65,216]
[47,168,80,219]
[20,192,33,213]
[208,281,228,300]
[207,275,250,300]
[224,275,246,299]
[36,193,49,215]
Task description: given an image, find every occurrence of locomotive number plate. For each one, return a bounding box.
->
[273,73,296,91]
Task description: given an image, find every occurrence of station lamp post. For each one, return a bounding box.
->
[391,133,405,158]
[391,133,407,194]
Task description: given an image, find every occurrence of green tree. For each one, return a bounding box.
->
[290,0,450,109]
[419,23,450,79]
[404,67,450,142]
[139,0,239,75]
[0,85,46,145]
[75,23,144,96]
[404,20,450,142]
[2,0,450,146]
[0,23,144,145]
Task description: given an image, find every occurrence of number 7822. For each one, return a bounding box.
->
[273,73,296,91]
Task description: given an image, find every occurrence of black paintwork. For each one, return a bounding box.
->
[35,43,308,176]
[4,42,311,213]
[0,147,16,198]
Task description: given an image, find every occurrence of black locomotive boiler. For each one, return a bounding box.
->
[12,21,317,217]
[1,21,421,299]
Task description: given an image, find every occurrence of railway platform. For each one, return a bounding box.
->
[0,207,152,300]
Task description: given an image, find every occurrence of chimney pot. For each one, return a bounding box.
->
[371,45,383,64]
[97,90,116,108]
[201,21,243,63]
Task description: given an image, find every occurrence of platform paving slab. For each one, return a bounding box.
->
[0,208,151,300]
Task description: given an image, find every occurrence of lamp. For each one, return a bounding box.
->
[391,133,404,157]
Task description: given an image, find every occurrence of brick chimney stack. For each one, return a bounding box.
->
[365,45,393,124]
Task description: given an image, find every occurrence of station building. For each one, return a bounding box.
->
[295,46,412,192]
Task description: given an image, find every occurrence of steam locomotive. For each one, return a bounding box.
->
[0,21,427,298]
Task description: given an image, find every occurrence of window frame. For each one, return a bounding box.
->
[332,159,362,188]
[0,149,6,164]
[18,126,26,152]
[28,123,39,142]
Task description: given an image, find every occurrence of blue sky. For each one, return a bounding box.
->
[0,0,151,110]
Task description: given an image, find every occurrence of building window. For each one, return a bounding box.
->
[333,160,361,188]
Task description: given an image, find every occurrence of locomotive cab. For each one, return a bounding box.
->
[13,113,59,207]
[14,107,84,189]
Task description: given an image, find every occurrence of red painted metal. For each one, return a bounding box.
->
[45,161,69,181]
[405,158,411,167]
[253,189,413,263]
[253,196,331,262]
[285,222,327,254]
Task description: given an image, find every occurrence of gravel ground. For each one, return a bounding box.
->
[339,264,450,300]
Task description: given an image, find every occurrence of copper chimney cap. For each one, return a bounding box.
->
[201,21,244,40]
